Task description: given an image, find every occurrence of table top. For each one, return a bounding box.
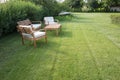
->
[44,24,61,29]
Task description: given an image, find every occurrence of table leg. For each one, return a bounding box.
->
[60,26,62,32]
[56,29,59,36]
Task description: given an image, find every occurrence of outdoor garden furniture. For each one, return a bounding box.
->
[44,24,62,36]
[44,16,62,36]
[17,19,41,31]
[44,16,59,25]
[17,25,47,48]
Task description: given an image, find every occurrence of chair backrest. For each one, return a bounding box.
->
[17,19,31,25]
[17,25,33,34]
[44,17,54,25]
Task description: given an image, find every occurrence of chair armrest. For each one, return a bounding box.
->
[54,19,59,22]
[40,29,45,31]
[16,25,20,32]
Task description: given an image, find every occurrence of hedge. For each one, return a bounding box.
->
[0,1,45,37]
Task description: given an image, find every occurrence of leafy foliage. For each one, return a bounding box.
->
[19,0,62,16]
[0,1,44,36]
[63,0,120,12]
[63,0,84,12]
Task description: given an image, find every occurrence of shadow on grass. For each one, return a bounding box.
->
[59,30,72,38]
[45,29,72,38]
[36,40,59,49]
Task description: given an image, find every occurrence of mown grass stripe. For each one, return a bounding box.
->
[80,25,103,79]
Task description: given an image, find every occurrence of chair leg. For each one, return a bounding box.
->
[22,37,24,45]
[45,36,47,43]
[60,25,62,32]
[33,40,36,48]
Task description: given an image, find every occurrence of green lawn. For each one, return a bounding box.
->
[0,13,120,80]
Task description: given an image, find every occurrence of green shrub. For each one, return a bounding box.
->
[56,15,73,21]
[18,0,62,16]
[0,1,44,37]
[111,15,120,24]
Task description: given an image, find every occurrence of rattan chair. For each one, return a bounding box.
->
[17,19,41,31]
[17,25,47,48]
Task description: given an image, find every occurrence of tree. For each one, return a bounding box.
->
[11,0,61,16]
[90,0,99,11]
[63,0,84,11]
[101,0,120,11]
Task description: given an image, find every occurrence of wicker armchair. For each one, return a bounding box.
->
[17,19,41,31]
[17,25,47,48]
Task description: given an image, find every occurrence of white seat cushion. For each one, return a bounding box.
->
[19,25,31,28]
[34,31,45,38]
[22,31,45,39]
[44,17,54,22]
[44,17,56,25]
[32,24,41,29]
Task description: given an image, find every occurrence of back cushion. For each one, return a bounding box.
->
[19,25,33,34]
[25,19,31,25]
[17,21,26,25]
[44,17,54,22]
[17,19,31,25]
